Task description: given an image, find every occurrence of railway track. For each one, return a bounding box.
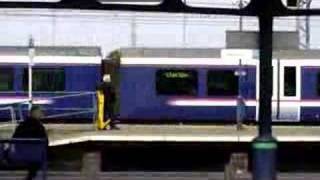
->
[2,171,320,180]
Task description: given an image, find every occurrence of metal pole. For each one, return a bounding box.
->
[257,6,273,141]
[239,0,243,31]
[236,59,245,130]
[252,3,277,179]
[28,61,32,110]
[131,12,137,47]
[182,0,186,46]
[276,58,280,120]
[306,0,312,49]
[28,36,35,111]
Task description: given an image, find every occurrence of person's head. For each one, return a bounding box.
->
[103,74,111,83]
[30,105,44,120]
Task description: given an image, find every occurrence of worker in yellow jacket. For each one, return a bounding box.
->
[96,74,119,130]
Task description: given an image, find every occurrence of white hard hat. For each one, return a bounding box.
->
[103,74,111,82]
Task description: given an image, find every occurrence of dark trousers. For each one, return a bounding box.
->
[104,105,116,127]
[25,164,40,180]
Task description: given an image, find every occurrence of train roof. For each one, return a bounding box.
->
[0,46,101,57]
[121,48,221,58]
[121,48,320,60]
[0,46,102,65]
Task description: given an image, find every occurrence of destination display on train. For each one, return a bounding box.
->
[163,71,190,78]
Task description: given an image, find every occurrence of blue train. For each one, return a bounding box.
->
[119,48,320,123]
[0,46,101,122]
[3,47,320,123]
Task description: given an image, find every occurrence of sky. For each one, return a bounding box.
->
[0,0,318,56]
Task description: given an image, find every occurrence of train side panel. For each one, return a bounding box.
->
[120,66,256,122]
[0,65,100,121]
[300,67,320,122]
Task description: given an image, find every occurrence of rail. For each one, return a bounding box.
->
[0,105,24,128]
[42,92,97,123]
[0,107,16,127]
[0,91,97,125]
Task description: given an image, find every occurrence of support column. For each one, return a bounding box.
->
[252,2,278,180]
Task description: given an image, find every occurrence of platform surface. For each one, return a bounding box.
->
[1,124,320,146]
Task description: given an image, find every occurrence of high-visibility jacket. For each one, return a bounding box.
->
[96,89,106,130]
[96,82,115,130]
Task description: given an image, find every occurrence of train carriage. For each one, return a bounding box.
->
[119,48,320,123]
[0,46,102,122]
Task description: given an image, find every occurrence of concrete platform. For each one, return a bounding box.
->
[1,124,320,146]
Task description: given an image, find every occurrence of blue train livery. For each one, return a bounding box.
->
[0,46,101,122]
[119,48,320,123]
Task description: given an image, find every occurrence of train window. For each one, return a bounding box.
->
[284,67,296,96]
[0,68,13,91]
[23,68,65,91]
[207,70,238,96]
[156,70,197,96]
[317,72,320,96]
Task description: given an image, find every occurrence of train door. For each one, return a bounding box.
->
[273,60,301,122]
[256,59,301,122]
